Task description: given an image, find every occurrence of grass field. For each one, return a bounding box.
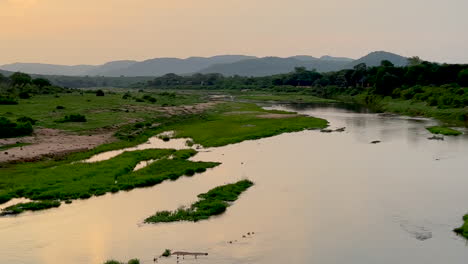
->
[145,180,253,223]
[0,92,202,132]
[0,149,219,213]
[166,102,328,147]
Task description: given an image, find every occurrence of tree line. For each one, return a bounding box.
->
[145,57,468,109]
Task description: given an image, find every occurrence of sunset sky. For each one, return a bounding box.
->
[1,0,467,65]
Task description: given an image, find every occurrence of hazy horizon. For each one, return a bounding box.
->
[1,0,467,65]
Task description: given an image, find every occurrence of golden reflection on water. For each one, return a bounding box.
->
[2,104,468,264]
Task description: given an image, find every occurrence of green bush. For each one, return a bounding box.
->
[96,90,105,96]
[0,117,33,138]
[16,116,37,125]
[56,114,87,123]
[162,249,171,257]
[0,95,18,105]
[19,92,31,99]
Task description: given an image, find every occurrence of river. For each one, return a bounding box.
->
[2,103,468,264]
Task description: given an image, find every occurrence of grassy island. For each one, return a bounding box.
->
[145,180,254,223]
[426,126,462,136]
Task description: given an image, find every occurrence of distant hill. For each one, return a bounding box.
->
[198,56,351,76]
[320,55,354,62]
[101,55,256,77]
[0,51,410,77]
[0,63,96,76]
[0,55,255,77]
[343,51,408,69]
[89,60,137,76]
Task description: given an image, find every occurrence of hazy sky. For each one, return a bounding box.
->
[1,0,467,65]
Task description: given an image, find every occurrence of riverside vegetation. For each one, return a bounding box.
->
[145,180,254,223]
[1,75,327,215]
[0,149,219,215]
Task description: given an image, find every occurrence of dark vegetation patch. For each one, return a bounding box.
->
[55,114,87,123]
[103,259,140,264]
[145,180,253,223]
[454,215,468,239]
[426,126,462,136]
[0,117,33,138]
[0,149,219,214]
[0,200,60,216]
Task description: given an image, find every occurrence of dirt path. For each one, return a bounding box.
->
[0,101,220,164]
[0,128,114,163]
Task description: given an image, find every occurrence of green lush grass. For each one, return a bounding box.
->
[356,95,468,127]
[454,215,468,239]
[0,92,202,132]
[1,200,61,215]
[166,102,328,147]
[145,180,253,223]
[0,149,219,211]
[103,259,140,264]
[238,93,337,103]
[426,126,462,136]
[0,142,31,151]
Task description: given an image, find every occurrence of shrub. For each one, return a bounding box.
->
[143,95,157,103]
[184,168,195,176]
[162,249,171,257]
[56,114,87,123]
[56,105,65,110]
[127,259,140,264]
[19,92,31,99]
[0,117,33,138]
[0,96,18,105]
[103,260,123,264]
[96,90,105,96]
[16,116,37,125]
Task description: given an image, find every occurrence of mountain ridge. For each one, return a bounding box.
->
[0,51,409,77]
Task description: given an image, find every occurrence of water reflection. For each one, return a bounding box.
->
[1,103,468,264]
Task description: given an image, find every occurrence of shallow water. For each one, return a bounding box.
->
[2,103,468,264]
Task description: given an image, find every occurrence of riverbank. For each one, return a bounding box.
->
[0,98,327,214]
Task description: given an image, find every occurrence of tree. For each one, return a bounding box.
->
[458,69,468,87]
[32,78,51,87]
[380,60,394,68]
[0,73,6,83]
[407,56,423,66]
[10,72,32,86]
[96,89,105,96]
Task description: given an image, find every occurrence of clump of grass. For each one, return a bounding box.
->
[0,200,61,215]
[454,214,468,239]
[162,249,171,257]
[55,114,87,123]
[145,180,254,223]
[103,259,140,264]
[56,105,65,110]
[427,126,462,136]
[16,116,37,125]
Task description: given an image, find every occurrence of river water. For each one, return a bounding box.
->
[2,103,468,264]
